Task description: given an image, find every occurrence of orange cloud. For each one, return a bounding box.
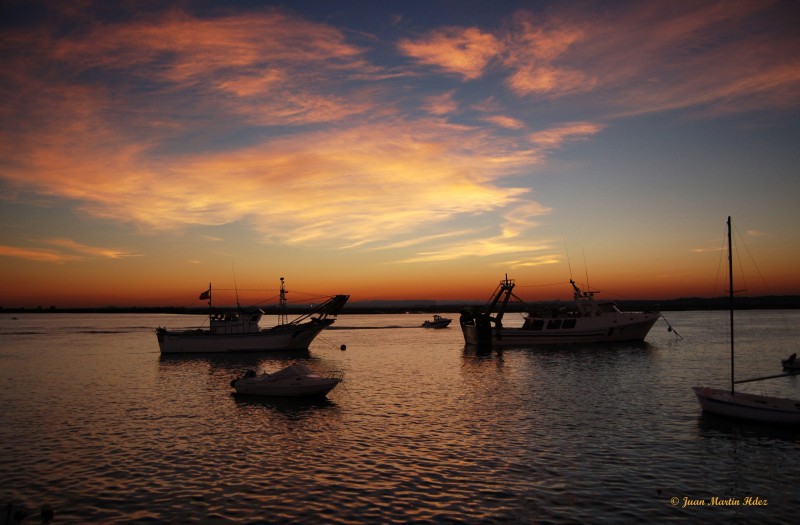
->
[44,238,139,259]
[484,115,526,130]
[424,91,459,116]
[503,11,594,97]
[530,122,605,149]
[0,239,138,263]
[398,27,502,80]
[502,1,800,116]
[0,245,81,263]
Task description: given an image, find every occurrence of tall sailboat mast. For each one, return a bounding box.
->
[727,216,735,394]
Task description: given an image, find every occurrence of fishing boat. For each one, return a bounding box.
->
[230,362,343,397]
[459,275,658,347]
[422,314,452,328]
[156,279,349,354]
[692,217,800,425]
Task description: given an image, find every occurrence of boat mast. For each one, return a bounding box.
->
[727,216,735,394]
[279,277,288,325]
[488,274,514,325]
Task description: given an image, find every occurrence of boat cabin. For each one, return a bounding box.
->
[209,309,263,335]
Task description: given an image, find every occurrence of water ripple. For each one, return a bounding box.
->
[2,313,799,523]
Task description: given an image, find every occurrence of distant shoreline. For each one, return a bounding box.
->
[3,295,800,314]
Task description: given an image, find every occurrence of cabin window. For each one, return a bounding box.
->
[546,319,562,330]
[562,319,576,329]
[523,319,544,331]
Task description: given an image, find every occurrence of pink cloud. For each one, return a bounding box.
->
[502,1,800,116]
[398,27,503,80]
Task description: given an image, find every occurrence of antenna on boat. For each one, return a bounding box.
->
[279,277,288,325]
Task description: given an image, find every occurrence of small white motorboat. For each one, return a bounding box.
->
[230,363,343,397]
[422,315,452,328]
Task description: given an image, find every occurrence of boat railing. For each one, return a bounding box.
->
[325,370,345,381]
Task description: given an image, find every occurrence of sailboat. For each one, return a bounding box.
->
[692,217,800,425]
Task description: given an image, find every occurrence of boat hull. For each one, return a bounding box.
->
[461,314,658,347]
[157,319,333,353]
[422,321,451,328]
[233,377,340,397]
[693,386,800,425]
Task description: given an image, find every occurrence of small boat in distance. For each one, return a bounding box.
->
[230,362,343,397]
[422,315,452,329]
[782,353,800,373]
[460,275,658,347]
[693,217,800,425]
[156,278,349,354]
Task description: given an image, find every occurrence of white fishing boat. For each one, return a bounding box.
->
[460,275,658,347]
[156,279,348,354]
[693,217,800,425]
[230,362,343,397]
[422,315,452,328]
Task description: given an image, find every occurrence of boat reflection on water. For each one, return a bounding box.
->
[232,392,339,419]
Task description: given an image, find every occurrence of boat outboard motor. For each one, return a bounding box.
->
[230,369,257,388]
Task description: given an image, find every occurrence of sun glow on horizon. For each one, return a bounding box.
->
[1,1,799,307]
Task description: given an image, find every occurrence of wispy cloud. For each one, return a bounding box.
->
[0,239,136,263]
[395,237,555,264]
[0,245,81,263]
[424,91,459,116]
[398,27,502,80]
[396,1,800,118]
[530,122,605,149]
[2,1,798,272]
[503,0,800,116]
[44,238,139,259]
[503,11,594,98]
[484,115,526,130]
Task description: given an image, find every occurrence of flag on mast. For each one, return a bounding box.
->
[199,287,211,300]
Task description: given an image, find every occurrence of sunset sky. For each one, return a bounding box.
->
[2,0,799,308]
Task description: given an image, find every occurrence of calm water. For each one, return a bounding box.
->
[1,311,799,524]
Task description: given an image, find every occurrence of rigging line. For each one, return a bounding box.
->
[731,219,776,296]
[516,281,570,288]
[564,239,574,281]
[199,288,333,297]
[231,265,241,309]
[289,289,340,298]
[730,222,750,296]
[583,249,591,293]
[661,315,683,339]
